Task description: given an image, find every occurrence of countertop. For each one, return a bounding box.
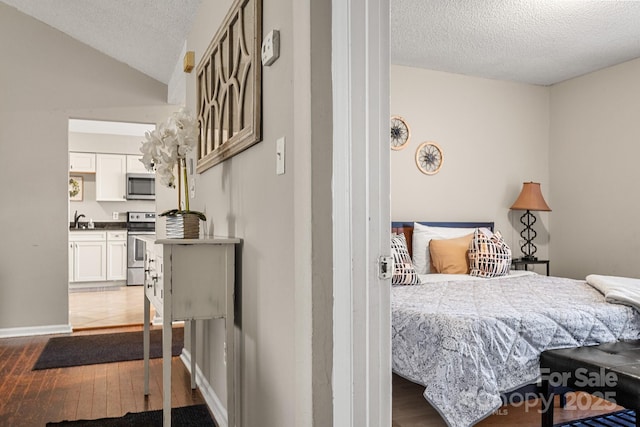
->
[69,221,127,231]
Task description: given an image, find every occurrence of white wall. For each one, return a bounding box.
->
[0,3,174,332]
[67,174,155,223]
[390,65,551,263]
[68,132,155,222]
[69,132,147,155]
[550,58,640,279]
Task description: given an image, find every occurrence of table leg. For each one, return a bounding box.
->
[163,312,172,426]
[226,249,237,427]
[143,294,150,396]
[190,319,196,389]
[541,379,554,427]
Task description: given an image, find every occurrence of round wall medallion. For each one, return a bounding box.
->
[390,116,410,150]
[415,142,444,175]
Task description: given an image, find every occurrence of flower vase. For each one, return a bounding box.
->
[165,212,200,239]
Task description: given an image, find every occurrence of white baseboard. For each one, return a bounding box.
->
[0,323,72,338]
[180,350,228,427]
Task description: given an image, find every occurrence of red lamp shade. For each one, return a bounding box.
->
[510,182,551,212]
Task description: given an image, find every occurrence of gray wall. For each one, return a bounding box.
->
[0,3,174,331]
[390,65,551,267]
[550,58,640,279]
[162,0,333,426]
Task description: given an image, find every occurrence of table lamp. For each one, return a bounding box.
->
[510,182,551,260]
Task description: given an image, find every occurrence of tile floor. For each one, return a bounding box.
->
[69,285,152,330]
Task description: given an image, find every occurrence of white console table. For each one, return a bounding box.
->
[140,236,240,427]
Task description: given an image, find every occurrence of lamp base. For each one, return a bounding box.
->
[519,210,539,261]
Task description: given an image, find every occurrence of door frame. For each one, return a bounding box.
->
[332,0,391,425]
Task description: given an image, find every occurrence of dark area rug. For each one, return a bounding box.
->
[46,404,216,426]
[33,328,183,370]
[555,409,636,426]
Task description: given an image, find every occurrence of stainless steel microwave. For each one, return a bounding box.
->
[126,173,155,200]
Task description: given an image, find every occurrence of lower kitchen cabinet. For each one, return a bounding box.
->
[71,239,107,282]
[106,231,127,280]
[69,230,128,283]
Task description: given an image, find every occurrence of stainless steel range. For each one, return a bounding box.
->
[126,211,156,286]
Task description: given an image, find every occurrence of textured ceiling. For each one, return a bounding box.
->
[391,0,640,85]
[3,0,640,86]
[0,0,201,84]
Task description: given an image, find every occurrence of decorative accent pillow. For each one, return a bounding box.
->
[411,223,479,274]
[391,234,420,285]
[429,233,474,274]
[469,229,512,278]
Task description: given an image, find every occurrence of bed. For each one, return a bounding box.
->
[390,221,640,427]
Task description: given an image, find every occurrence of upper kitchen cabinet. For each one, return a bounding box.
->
[126,155,149,174]
[69,152,96,173]
[96,154,126,201]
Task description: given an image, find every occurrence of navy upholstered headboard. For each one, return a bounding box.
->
[391,221,494,258]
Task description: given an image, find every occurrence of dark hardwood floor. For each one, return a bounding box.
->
[392,374,624,427]
[0,325,624,427]
[0,326,207,426]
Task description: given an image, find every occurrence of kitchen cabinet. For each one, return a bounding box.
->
[96,154,126,201]
[70,230,127,283]
[126,155,149,174]
[69,231,107,282]
[106,231,127,280]
[69,152,96,173]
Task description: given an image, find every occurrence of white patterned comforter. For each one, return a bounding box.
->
[392,273,640,427]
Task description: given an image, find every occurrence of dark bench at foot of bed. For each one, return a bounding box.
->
[540,340,640,427]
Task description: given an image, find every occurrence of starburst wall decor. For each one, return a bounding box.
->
[390,115,410,150]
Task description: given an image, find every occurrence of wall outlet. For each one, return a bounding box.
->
[112,212,119,220]
[261,29,280,66]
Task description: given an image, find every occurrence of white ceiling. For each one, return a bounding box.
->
[3,0,640,86]
[391,0,640,85]
[0,0,202,85]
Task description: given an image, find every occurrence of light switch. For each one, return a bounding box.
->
[276,137,285,175]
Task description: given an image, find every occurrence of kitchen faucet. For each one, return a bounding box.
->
[73,210,85,229]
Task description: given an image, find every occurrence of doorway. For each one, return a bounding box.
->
[67,118,156,329]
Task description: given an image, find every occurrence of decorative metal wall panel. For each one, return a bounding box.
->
[196,0,262,172]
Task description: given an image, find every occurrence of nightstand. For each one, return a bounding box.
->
[512,258,550,276]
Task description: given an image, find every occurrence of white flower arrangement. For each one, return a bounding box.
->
[140,108,205,220]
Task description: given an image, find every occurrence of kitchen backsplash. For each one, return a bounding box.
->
[69,175,154,222]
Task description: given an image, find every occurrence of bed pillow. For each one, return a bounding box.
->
[469,228,511,278]
[429,233,474,274]
[391,233,420,285]
[412,223,478,274]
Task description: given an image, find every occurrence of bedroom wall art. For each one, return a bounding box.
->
[196,0,262,173]
[415,141,443,175]
[390,115,410,150]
